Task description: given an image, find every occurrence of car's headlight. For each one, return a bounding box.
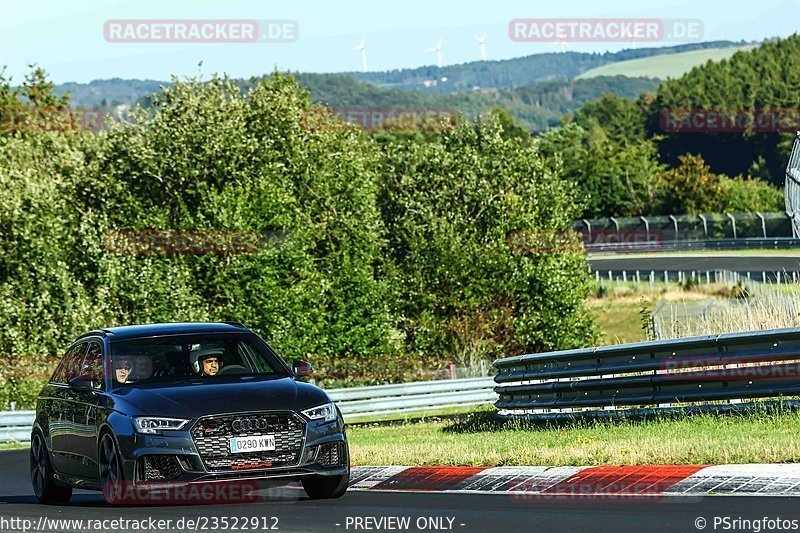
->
[301,402,337,422]
[132,417,190,434]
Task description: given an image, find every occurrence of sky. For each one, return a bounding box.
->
[2,0,800,83]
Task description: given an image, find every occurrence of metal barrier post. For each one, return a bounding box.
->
[727,213,738,240]
[610,217,620,241]
[756,212,767,238]
[640,216,650,242]
[668,214,678,240]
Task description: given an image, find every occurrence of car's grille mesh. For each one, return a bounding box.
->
[316,441,344,467]
[142,455,182,481]
[191,412,305,472]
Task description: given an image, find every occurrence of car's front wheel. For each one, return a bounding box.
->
[301,470,350,499]
[99,433,125,504]
[30,431,72,505]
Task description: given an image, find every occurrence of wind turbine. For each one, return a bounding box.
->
[355,36,368,72]
[552,36,567,53]
[475,35,487,61]
[425,36,444,68]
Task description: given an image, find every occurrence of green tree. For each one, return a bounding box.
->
[657,154,725,214]
[379,117,597,363]
[86,74,398,358]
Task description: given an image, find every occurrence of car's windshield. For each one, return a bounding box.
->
[108,333,290,387]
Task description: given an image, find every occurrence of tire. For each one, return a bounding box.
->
[98,433,125,505]
[301,470,350,500]
[30,431,72,505]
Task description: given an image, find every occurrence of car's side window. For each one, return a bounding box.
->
[239,341,269,373]
[81,341,105,390]
[50,342,88,384]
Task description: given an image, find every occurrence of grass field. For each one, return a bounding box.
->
[348,406,800,466]
[587,282,738,345]
[577,46,753,80]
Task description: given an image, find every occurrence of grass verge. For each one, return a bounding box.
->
[348,405,800,466]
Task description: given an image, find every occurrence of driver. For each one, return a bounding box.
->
[113,357,132,384]
[190,349,224,377]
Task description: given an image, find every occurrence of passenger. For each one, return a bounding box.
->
[113,358,132,384]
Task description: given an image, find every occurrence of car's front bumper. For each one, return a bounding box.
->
[112,411,349,491]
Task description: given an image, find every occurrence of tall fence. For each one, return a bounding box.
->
[592,268,799,286]
[493,326,800,419]
[574,212,797,253]
[785,132,800,237]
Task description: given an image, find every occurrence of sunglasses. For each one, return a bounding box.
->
[116,365,131,371]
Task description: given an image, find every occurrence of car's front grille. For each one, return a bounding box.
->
[191,412,306,472]
[141,455,182,481]
[316,441,344,467]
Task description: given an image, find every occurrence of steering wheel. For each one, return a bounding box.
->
[216,364,249,375]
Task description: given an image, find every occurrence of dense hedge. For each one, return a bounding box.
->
[0,70,597,407]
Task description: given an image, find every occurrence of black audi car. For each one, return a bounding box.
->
[30,322,349,504]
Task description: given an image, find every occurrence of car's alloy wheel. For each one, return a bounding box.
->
[99,434,124,504]
[301,470,350,499]
[30,431,72,504]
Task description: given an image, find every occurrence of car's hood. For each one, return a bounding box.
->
[113,376,330,418]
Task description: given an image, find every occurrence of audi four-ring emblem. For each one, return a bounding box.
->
[232,417,270,432]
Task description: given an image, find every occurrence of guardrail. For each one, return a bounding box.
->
[585,237,800,255]
[493,327,800,418]
[572,211,800,255]
[0,411,35,443]
[0,377,497,442]
[575,211,796,246]
[328,377,496,420]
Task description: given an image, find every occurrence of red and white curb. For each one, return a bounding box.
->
[349,465,800,497]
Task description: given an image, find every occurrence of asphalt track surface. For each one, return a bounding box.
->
[3,451,800,533]
[588,254,800,273]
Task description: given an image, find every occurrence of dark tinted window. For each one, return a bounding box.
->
[81,341,105,390]
[51,342,88,384]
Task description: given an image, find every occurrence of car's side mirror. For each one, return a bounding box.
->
[292,360,312,379]
[68,376,94,392]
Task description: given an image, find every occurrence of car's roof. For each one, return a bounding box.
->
[80,322,250,341]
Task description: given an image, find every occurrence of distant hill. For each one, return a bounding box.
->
[293,73,659,131]
[349,41,751,93]
[53,72,659,132]
[577,45,755,80]
[54,41,751,109]
[49,40,756,133]
[56,78,166,108]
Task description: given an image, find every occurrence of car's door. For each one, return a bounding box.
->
[48,341,88,476]
[72,339,106,479]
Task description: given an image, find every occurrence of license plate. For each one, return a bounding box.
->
[230,435,275,454]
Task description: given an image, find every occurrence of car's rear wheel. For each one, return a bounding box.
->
[301,470,349,499]
[99,433,125,504]
[30,431,72,504]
